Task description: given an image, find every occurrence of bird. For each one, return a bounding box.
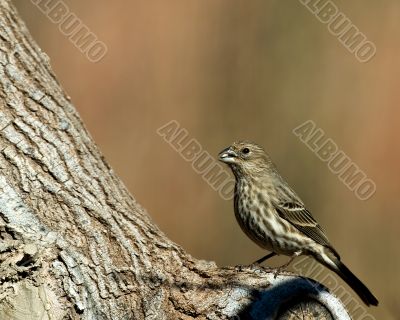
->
[218,140,378,307]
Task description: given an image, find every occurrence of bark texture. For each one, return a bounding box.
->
[0,1,351,319]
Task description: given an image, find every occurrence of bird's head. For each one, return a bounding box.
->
[218,141,275,178]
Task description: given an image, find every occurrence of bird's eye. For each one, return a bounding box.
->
[242,147,250,154]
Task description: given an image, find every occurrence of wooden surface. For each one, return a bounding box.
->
[278,298,334,320]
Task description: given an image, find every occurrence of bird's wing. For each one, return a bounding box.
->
[276,201,337,254]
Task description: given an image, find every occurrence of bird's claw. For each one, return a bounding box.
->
[273,266,283,279]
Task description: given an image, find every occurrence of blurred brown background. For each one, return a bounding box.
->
[14,1,399,318]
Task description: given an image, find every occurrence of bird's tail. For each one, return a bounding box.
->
[317,252,378,307]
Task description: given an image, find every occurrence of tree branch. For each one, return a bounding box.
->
[0,1,350,319]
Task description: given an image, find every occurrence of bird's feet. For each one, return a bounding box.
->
[252,252,277,265]
[273,251,302,279]
[234,264,258,271]
[273,265,287,279]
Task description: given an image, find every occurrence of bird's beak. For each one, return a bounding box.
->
[218,147,238,164]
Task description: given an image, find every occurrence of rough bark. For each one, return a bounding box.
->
[0,1,351,319]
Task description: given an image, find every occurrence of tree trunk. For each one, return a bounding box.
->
[0,1,351,319]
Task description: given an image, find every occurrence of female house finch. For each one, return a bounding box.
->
[218,141,378,307]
